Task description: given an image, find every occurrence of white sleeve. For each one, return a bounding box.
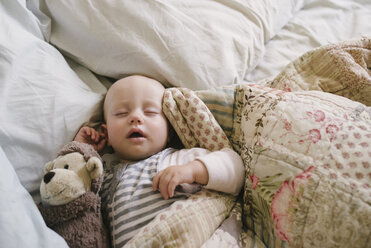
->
[162,148,245,196]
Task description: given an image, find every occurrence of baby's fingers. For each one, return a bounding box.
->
[99,132,106,139]
[85,127,97,141]
[157,172,172,200]
[152,171,162,192]
[93,129,100,142]
[154,171,170,199]
[168,179,178,198]
[84,127,91,136]
[96,138,107,152]
[90,129,96,140]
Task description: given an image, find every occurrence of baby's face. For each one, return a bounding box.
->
[104,76,169,160]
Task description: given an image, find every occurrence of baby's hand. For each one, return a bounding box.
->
[152,160,208,200]
[74,126,106,152]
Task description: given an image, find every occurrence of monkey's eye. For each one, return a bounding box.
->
[64,164,69,169]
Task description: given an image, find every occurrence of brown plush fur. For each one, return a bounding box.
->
[38,187,109,248]
[39,141,109,248]
[58,141,102,162]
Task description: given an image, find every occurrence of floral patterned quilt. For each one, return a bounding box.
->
[238,38,370,247]
[235,84,370,247]
[127,38,371,247]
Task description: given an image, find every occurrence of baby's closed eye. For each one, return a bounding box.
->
[114,111,128,117]
[144,109,160,116]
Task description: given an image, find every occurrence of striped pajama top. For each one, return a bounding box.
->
[101,148,188,247]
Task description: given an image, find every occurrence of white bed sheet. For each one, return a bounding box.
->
[0,0,105,200]
[245,0,371,83]
[39,0,306,90]
[0,146,68,248]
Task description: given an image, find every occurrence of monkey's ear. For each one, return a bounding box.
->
[86,157,103,179]
[44,160,54,173]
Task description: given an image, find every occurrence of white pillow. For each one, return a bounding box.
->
[0,0,105,199]
[42,0,305,89]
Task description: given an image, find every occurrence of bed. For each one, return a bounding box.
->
[1,0,370,247]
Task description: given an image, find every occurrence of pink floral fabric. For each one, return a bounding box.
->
[270,166,315,242]
[237,83,371,248]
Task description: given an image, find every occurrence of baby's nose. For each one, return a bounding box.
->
[130,111,143,124]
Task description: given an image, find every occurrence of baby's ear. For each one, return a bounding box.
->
[44,160,54,173]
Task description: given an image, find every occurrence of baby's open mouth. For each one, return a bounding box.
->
[127,128,145,138]
[129,132,144,138]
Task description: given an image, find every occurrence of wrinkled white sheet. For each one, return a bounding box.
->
[246,0,371,82]
[0,0,105,199]
[40,0,306,90]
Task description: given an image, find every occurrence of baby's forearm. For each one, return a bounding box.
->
[195,148,245,195]
[191,160,209,185]
[160,148,244,195]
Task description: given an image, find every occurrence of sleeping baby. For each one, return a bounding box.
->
[74,75,245,246]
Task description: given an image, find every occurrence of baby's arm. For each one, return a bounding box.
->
[153,148,245,199]
[196,148,245,195]
[74,126,106,152]
[152,159,208,200]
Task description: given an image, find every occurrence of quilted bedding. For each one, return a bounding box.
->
[126,38,371,247]
[217,38,371,247]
